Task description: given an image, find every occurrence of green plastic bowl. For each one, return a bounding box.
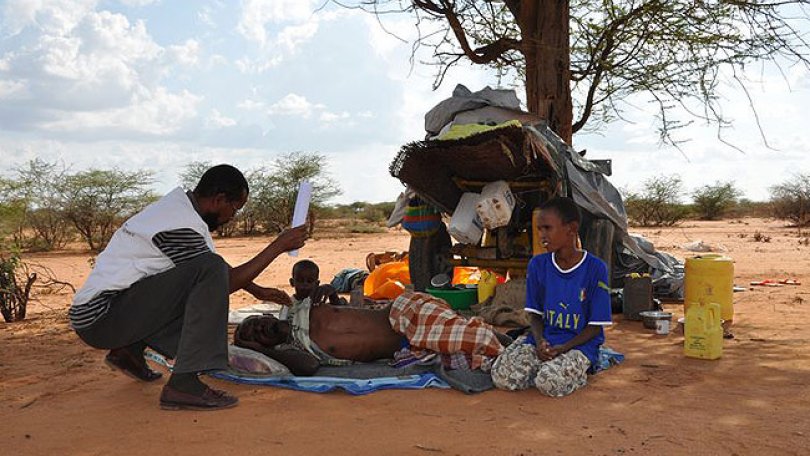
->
[426,287,478,310]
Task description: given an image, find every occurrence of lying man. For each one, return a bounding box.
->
[234,290,507,375]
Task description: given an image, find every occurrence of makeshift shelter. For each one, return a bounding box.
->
[389,85,683,298]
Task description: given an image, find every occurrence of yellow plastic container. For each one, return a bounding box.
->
[477,270,498,303]
[684,301,723,359]
[684,254,734,323]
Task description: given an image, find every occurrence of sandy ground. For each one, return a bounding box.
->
[1,218,809,455]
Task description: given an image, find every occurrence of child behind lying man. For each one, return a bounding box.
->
[280,259,346,319]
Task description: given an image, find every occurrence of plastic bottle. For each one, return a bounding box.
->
[684,301,723,360]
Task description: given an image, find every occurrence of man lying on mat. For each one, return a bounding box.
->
[234,290,508,376]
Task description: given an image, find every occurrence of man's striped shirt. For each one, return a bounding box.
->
[69,228,210,330]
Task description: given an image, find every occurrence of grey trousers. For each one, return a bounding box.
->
[76,252,230,374]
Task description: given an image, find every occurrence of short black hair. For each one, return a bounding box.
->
[193,164,249,201]
[292,259,319,277]
[540,196,581,225]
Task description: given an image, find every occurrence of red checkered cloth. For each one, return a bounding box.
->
[389,291,504,370]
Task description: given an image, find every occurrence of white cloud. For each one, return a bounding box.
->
[206,108,237,128]
[362,14,412,60]
[208,54,227,68]
[236,0,315,47]
[118,0,160,6]
[319,110,350,123]
[2,0,97,36]
[0,79,27,99]
[276,22,319,54]
[237,99,265,110]
[1,9,164,111]
[197,6,215,27]
[267,93,323,118]
[234,55,283,74]
[40,87,201,135]
[0,2,211,138]
[168,39,200,66]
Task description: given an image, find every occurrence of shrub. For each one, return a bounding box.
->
[692,181,742,220]
[624,175,687,226]
[0,250,35,322]
[770,173,810,226]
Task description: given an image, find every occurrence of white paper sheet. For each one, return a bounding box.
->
[288,181,312,257]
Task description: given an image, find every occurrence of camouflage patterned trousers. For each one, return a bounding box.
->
[490,337,591,397]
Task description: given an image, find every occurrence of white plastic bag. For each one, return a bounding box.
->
[449,192,484,244]
[228,345,291,376]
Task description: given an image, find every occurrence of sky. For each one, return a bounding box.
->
[1,0,808,205]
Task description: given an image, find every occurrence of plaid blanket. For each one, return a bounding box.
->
[389,291,504,370]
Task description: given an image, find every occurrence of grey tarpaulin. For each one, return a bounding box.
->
[424,84,521,136]
[524,123,673,275]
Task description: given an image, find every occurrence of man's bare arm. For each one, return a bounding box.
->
[228,226,306,293]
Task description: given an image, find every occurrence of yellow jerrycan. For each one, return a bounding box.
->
[684,302,723,360]
[477,269,498,303]
[684,254,734,324]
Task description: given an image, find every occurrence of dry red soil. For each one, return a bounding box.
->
[1,218,808,455]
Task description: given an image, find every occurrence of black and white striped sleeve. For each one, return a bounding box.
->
[152,228,211,265]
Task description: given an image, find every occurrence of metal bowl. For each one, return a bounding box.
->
[638,310,673,329]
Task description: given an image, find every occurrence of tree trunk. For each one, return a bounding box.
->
[520,0,573,143]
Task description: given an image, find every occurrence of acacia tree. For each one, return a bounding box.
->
[344,1,810,145]
[61,169,156,251]
[252,152,342,234]
[0,159,73,251]
[11,160,72,250]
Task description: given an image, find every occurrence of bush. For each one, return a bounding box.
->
[0,160,73,251]
[61,169,156,251]
[692,181,742,220]
[318,201,396,223]
[770,173,810,226]
[0,250,35,322]
[624,175,687,226]
[726,199,771,219]
[347,223,387,234]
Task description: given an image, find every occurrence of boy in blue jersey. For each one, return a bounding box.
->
[491,197,612,396]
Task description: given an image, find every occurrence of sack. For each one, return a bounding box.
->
[402,197,442,237]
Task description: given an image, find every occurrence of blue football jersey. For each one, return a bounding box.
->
[524,251,612,367]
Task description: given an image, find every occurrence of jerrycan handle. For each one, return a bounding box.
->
[707,302,721,327]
